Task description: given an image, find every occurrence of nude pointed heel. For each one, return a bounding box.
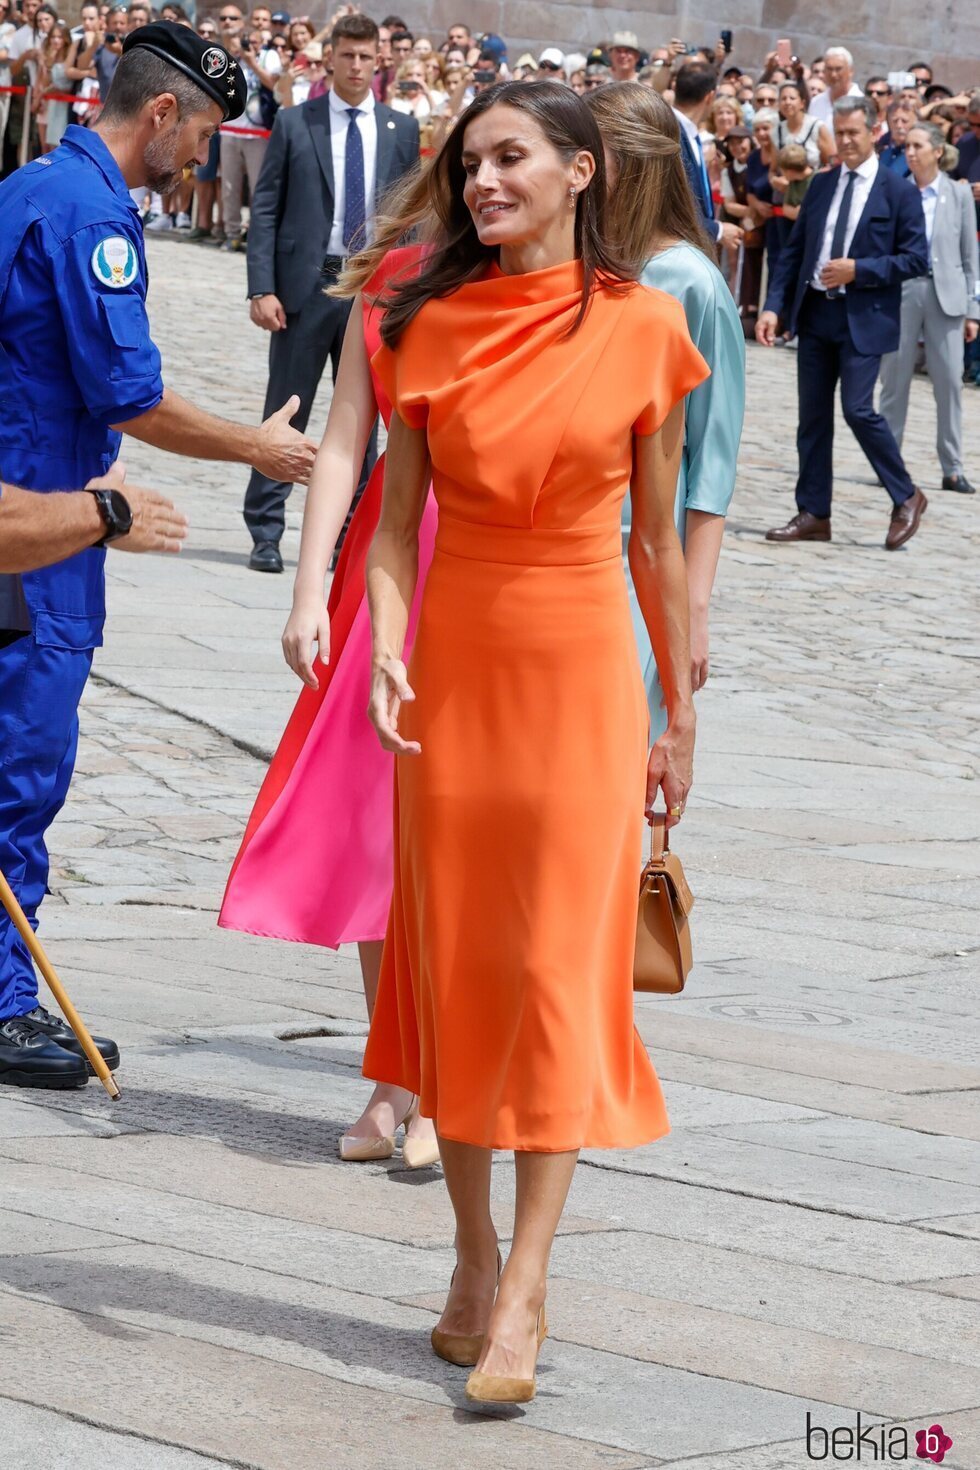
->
[465,1305,548,1404]
[337,1133,395,1162]
[402,1098,441,1170]
[431,1249,502,1367]
[338,1096,415,1163]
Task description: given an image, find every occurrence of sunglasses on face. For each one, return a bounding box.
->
[538,61,560,71]
[867,88,889,97]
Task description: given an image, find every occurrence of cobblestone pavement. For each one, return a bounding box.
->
[1,238,979,1470]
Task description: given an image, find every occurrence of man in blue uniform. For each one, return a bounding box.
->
[0,22,316,1088]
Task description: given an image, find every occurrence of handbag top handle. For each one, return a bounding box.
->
[649,811,669,862]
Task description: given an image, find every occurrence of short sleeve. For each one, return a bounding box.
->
[52,224,164,424]
[370,337,429,431]
[632,294,711,437]
[681,280,745,514]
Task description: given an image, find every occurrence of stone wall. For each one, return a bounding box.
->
[396,0,979,91]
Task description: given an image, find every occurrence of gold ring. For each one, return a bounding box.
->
[669,806,683,816]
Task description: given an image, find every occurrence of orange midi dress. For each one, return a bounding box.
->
[363,259,709,1152]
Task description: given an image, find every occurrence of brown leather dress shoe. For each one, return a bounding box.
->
[885,487,927,550]
[766,511,832,543]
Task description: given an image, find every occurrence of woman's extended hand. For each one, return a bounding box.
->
[646,712,695,830]
[368,656,421,755]
[282,596,330,689]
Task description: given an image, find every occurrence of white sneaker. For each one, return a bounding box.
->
[175,211,192,230]
[145,213,174,232]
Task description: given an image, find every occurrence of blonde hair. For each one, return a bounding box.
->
[708,95,744,132]
[395,57,425,83]
[777,142,808,172]
[585,82,712,273]
[908,120,959,173]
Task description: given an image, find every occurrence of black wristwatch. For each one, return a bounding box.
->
[88,487,133,545]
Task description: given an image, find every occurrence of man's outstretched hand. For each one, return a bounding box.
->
[253,395,318,485]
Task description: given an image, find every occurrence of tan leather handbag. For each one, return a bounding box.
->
[633,813,695,994]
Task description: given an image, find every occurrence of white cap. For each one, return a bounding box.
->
[538,46,565,67]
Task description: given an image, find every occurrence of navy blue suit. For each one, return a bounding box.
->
[676,118,721,243]
[764,160,929,518]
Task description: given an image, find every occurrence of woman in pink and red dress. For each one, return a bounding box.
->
[219,245,440,1167]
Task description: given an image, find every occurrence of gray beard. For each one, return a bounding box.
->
[143,131,184,195]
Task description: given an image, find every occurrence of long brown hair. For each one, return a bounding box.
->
[586,83,712,274]
[340,81,634,346]
[328,160,437,301]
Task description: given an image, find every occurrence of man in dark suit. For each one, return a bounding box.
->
[758,96,930,550]
[243,12,419,571]
[951,91,980,227]
[672,61,743,253]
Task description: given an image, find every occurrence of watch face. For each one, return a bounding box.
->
[108,488,134,535]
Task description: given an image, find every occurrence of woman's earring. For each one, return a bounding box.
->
[568,187,577,209]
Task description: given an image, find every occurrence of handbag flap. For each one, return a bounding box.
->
[660,852,695,916]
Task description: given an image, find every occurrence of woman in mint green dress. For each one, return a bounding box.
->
[588,84,745,737]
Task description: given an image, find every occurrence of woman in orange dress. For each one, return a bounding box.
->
[355,82,707,1403]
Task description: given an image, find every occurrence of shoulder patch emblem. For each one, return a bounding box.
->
[202,46,228,78]
[91,235,139,289]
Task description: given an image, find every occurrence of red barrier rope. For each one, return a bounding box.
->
[219,124,272,137]
[0,84,101,105]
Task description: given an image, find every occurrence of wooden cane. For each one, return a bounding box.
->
[0,868,120,1099]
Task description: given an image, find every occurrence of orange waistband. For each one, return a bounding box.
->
[435,515,621,567]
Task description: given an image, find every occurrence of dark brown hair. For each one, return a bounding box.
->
[331,12,378,47]
[586,83,712,272]
[373,80,634,347]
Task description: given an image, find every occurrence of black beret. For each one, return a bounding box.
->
[123,22,247,121]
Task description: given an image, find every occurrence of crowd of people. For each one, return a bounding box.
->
[3,7,978,389]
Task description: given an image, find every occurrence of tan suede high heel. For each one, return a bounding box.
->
[430,1248,502,1367]
[465,1305,548,1404]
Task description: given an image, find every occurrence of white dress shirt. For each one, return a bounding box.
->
[8,23,39,87]
[918,179,939,250]
[812,152,879,292]
[808,81,862,128]
[326,86,378,257]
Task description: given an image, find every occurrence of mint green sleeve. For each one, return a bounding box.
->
[640,251,745,516]
[626,249,746,733]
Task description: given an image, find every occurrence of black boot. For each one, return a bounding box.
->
[21,1004,120,1073]
[0,1015,89,1089]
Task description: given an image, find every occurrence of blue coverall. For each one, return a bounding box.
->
[0,125,164,1019]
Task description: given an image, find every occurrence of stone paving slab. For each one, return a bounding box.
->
[0,1097,131,1140]
[402,1275,980,1418]
[547,1230,980,1368]
[0,1209,122,1258]
[0,1402,236,1470]
[588,1129,980,1221]
[0,1244,840,1462]
[2,1293,647,1470]
[646,1049,980,1141]
[704,1114,980,1187]
[632,1009,980,1093]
